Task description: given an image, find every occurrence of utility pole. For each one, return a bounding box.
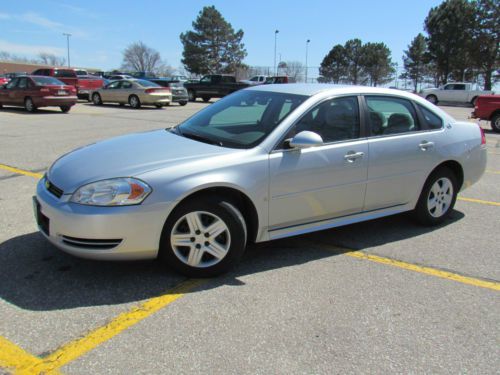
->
[63,33,71,67]
[305,39,310,83]
[274,30,279,76]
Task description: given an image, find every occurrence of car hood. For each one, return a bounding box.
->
[47,129,234,193]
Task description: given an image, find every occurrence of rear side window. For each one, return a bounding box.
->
[121,81,133,89]
[419,105,443,129]
[365,96,420,136]
[6,78,19,89]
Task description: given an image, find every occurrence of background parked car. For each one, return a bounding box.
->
[240,75,268,86]
[471,94,500,133]
[91,79,172,108]
[0,75,9,85]
[184,74,249,102]
[147,79,188,106]
[0,75,77,113]
[421,82,495,106]
[264,76,292,84]
[32,67,104,101]
[108,74,134,80]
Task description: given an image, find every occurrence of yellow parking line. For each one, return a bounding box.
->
[345,251,500,291]
[0,336,59,375]
[0,164,43,179]
[486,169,500,175]
[24,279,205,373]
[458,197,500,206]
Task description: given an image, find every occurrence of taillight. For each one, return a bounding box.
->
[145,88,169,93]
[478,124,486,145]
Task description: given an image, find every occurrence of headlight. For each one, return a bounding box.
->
[70,178,151,206]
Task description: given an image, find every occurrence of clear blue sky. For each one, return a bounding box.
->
[1,0,442,76]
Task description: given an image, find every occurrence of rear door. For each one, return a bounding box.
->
[117,80,133,102]
[13,77,28,105]
[363,95,440,211]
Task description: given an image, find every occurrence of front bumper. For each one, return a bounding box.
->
[34,177,173,260]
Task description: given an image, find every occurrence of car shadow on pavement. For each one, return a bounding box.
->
[82,103,165,110]
[0,210,464,312]
[0,107,65,115]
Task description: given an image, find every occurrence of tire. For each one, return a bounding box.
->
[179,101,188,106]
[92,93,102,105]
[491,113,500,133]
[155,104,164,109]
[159,196,247,277]
[0,103,3,108]
[426,95,438,105]
[413,167,458,226]
[188,90,196,102]
[129,95,141,109]
[471,97,478,107]
[202,96,211,103]
[24,97,36,112]
[60,106,71,113]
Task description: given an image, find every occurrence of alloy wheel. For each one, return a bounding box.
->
[427,177,453,218]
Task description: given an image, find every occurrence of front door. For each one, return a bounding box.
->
[269,96,368,229]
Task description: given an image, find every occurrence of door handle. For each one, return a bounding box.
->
[419,141,434,151]
[344,151,364,162]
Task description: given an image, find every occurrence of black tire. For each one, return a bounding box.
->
[92,93,102,105]
[0,103,3,108]
[188,90,196,102]
[24,97,36,112]
[413,167,458,226]
[155,104,164,109]
[159,196,247,277]
[202,96,211,103]
[471,97,478,107]
[60,106,71,113]
[490,112,500,133]
[426,95,438,105]
[179,100,188,106]
[129,95,141,109]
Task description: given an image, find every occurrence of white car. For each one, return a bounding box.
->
[421,82,494,106]
[240,75,268,86]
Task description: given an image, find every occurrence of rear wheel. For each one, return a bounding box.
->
[129,95,141,109]
[490,113,500,133]
[179,100,188,106]
[159,196,247,277]
[92,93,102,105]
[188,90,196,102]
[202,96,211,103]
[24,97,36,112]
[426,95,438,105]
[413,167,458,226]
[60,105,71,113]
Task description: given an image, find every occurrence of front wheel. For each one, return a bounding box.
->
[178,100,188,106]
[60,105,71,113]
[25,97,36,112]
[202,96,211,103]
[490,113,500,133]
[413,167,458,226]
[159,196,247,277]
[426,95,438,105]
[92,93,102,105]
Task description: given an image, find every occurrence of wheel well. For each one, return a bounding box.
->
[490,109,500,121]
[173,187,259,243]
[431,161,464,190]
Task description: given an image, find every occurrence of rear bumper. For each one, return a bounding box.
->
[33,96,77,107]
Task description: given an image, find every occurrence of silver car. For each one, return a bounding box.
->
[34,85,487,277]
[91,79,172,108]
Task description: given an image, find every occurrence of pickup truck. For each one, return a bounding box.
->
[471,95,500,133]
[32,68,104,100]
[421,82,494,106]
[184,74,249,102]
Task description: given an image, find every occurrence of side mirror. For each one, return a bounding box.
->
[288,131,323,149]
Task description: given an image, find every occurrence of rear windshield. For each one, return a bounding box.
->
[135,79,160,87]
[54,70,77,78]
[74,70,87,76]
[32,76,66,86]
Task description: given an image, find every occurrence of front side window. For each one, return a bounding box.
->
[17,77,28,89]
[177,90,307,148]
[200,76,212,83]
[366,96,419,135]
[106,81,121,89]
[285,96,360,144]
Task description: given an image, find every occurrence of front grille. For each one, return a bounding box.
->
[61,236,122,250]
[46,179,64,198]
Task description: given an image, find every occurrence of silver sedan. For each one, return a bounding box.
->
[91,79,171,108]
[34,85,487,277]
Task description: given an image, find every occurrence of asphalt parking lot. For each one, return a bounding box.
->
[0,101,499,374]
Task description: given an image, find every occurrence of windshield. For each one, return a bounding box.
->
[32,76,66,86]
[176,90,307,149]
[136,79,160,87]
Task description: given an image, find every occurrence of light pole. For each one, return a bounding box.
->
[305,39,310,83]
[63,33,71,67]
[274,30,279,76]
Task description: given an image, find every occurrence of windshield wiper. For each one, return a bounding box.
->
[177,129,224,147]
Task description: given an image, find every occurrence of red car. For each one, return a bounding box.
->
[0,75,77,113]
[471,95,500,133]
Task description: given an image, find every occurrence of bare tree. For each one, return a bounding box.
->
[121,41,162,72]
[278,61,305,82]
[38,52,66,66]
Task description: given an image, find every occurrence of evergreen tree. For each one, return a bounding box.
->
[361,42,394,87]
[403,34,428,92]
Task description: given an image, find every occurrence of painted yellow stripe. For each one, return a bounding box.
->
[24,279,205,373]
[458,197,500,206]
[0,336,59,375]
[485,169,500,175]
[0,164,43,179]
[345,251,500,291]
